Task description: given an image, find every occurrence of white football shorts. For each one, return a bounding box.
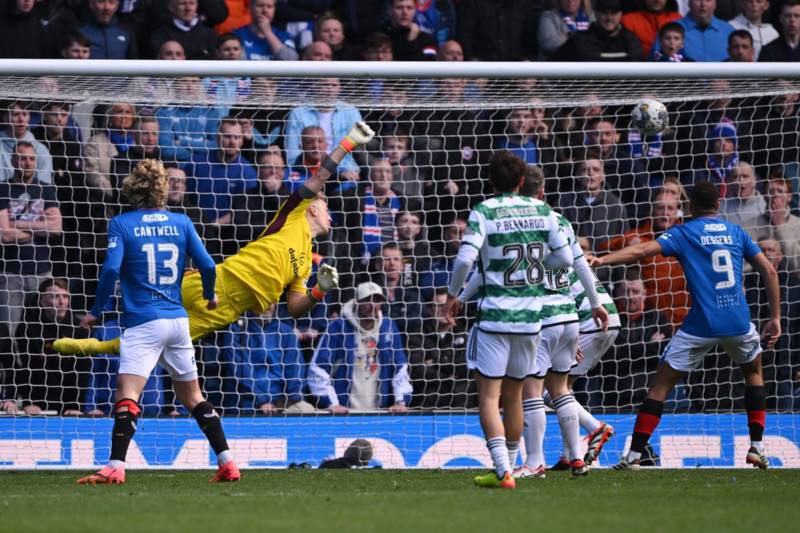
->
[661,323,762,373]
[570,328,620,377]
[466,327,539,380]
[119,317,198,381]
[533,322,579,377]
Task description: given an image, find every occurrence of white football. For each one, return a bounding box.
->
[631,99,668,136]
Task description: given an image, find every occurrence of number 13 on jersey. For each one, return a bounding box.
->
[142,243,179,286]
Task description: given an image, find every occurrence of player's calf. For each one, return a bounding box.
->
[191,401,237,474]
[744,385,767,466]
[110,398,141,466]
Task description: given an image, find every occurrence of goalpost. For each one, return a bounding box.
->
[0,61,799,469]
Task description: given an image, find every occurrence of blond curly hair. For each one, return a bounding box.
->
[122,159,169,209]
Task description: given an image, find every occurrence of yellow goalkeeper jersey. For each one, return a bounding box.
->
[221,190,313,313]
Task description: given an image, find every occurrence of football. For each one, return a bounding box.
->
[631,98,669,135]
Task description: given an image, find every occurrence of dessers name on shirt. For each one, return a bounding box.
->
[700,235,733,246]
[494,217,546,232]
[133,225,180,238]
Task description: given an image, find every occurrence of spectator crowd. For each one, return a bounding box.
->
[1,0,800,416]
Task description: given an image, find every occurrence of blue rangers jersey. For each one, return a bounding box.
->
[90,210,216,328]
[657,217,761,338]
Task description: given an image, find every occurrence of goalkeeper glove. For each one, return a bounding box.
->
[339,121,375,153]
[311,264,339,301]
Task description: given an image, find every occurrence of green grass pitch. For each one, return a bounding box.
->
[2,469,799,533]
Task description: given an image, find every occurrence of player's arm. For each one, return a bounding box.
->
[749,251,782,348]
[543,214,573,269]
[285,264,339,318]
[458,269,480,302]
[185,219,218,309]
[82,220,125,329]
[573,253,609,330]
[445,210,487,322]
[300,122,375,198]
[588,239,663,267]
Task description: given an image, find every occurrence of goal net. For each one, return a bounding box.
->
[0,63,799,469]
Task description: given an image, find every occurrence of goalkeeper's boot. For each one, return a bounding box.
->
[54,337,119,356]
[570,459,589,477]
[473,471,515,489]
[584,423,615,466]
[77,465,125,485]
[548,457,571,471]
[612,457,641,471]
[512,464,546,479]
[746,447,769,469]
[210,460,241,483]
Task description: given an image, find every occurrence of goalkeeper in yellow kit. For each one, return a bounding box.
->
[54,121,376,356]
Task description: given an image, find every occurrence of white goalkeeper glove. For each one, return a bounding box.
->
[311,264,339,301]
[341,121,375,151]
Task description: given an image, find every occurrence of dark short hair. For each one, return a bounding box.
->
[313,11,344,40]
[572,146,603,167]
[39,277,69,294]
[62,31,91,49]
[729,29,754,47]
[659,22,684,38]
[386,126,410,142]
[488,150,525,193]
[216,33,242,49]
[42,101,69,112]
[519,165,545,197]
[783,0,800,11]
[14,140,35,154]
[395,210,423,224]
[218,117,240,132]
[300,124,324,136]
[769,177,794,194]
[690,181,719,212]
[587,116,615,132]
[376,242,402,261]
[5,99,29,111]
[362,32,392,52]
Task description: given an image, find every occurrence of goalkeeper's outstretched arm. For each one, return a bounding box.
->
[285,264,339,318]
[302,121,375,197]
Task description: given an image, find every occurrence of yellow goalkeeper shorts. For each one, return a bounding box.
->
[181,265,259,341]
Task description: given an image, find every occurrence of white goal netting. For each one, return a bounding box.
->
[1,68,799,469]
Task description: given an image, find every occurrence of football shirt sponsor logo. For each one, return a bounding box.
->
[142,213,168,222]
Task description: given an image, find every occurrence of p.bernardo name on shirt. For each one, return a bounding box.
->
[495,217,546,232]
[134,225,181,237]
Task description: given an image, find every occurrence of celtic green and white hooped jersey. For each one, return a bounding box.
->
[540,213,581,327]
[462,193,568,334]
[569,269,621,333]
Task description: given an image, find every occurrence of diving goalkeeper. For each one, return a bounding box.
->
[54,121,376,356]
